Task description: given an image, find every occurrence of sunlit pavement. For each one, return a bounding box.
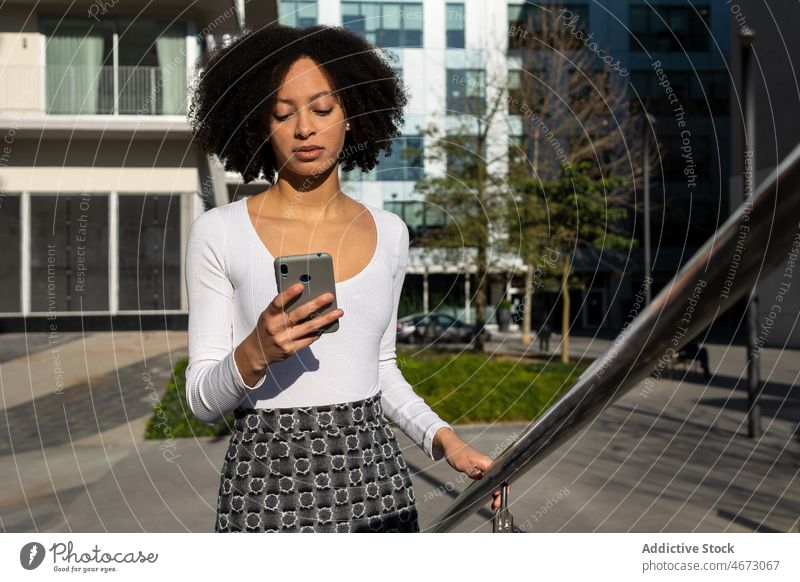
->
[0,330,797,533]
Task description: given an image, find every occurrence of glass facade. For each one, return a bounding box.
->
[629,69,729,116]
[626,12,729,249]
[341,2,423,48]
[380,136,423,181]
[446,68,485,115]
[0,195,21,313]
[384,200,447,240]
[343,136,423,181]
[30,195,110,312]
[508,2,589,50]
[278,1,318,27]
[629,4,711,52]
[2,193,189,315]
[445,3,465,49]
[118,194,182,311]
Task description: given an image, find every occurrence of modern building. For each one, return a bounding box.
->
[0,0,262,331]
[268,1,736,340]
[728,1,800,348]
[1,0,795,348]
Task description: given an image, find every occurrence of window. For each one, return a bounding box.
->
[118,194,181,311]
[389,200,423,233]
[424,205,447,229]
[0,194,21,312]
[628,69,729,116]
[507,69,525,114]
[447,68,485,115]
[446,3,465,48]
[705,72,731,117]
[41,17,188,115]
[641,190,719,248]
[383,200,447,238]
[30,195,109,312]
[380,136,424,181]
[508,2,589,50]
[629,4,711,52]
[658,133,712,185]
[508,133,532,178]
[278,1,317,27]
[342,2,423,48]
[343,136,423,181]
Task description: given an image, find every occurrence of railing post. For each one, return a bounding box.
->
[741,28,762,439]
[492,482,519,533]
[642,111,656,305]
[69,68,75,115]
[113,33,119,115]
[150,67,157,115]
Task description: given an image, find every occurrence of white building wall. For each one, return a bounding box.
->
[316,0,341,25]
[333,0,512,197]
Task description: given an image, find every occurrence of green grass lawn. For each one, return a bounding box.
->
[395,348,587,424]
[145,350,588,439]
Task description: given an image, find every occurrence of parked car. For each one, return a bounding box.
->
[396,312,429,344]
[397,312,491,344]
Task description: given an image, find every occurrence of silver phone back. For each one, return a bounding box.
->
[273,252,339,334]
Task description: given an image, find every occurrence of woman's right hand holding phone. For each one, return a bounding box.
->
[234,283,343,387]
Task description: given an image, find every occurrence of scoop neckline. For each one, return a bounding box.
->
[240,196,380,287]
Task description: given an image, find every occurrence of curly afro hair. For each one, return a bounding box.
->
[188,24,409,184]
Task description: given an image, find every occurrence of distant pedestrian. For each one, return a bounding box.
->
[538,320,552,352]
[678,339,711,380]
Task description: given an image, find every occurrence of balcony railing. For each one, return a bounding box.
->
[0,64,187,116]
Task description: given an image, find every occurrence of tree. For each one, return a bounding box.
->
[519,163,631,363]
[412,2,647,356]
[506,2,649,352]
[508,2,643,181]
[413,64,510,352]
[503,179,560,349]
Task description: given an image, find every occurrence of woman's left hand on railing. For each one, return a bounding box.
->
[433,427,511,512]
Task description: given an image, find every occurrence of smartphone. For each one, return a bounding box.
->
[273,252,340,334]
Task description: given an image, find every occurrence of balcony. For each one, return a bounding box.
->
[2,14,194,128]
[1,64,187,116]
[0,64,193,137]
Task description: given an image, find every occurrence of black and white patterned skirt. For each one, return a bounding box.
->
[214,391,420,532]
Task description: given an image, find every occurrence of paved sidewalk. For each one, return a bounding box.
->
[1,330,797,533]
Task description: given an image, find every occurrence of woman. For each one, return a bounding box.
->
[186,23,507,532]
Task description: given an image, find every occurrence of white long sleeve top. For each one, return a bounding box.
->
[184,196,452,461]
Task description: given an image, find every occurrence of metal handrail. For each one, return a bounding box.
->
[430,139,800,532]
